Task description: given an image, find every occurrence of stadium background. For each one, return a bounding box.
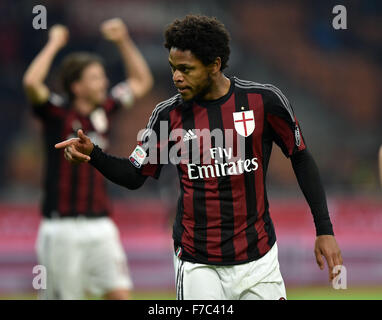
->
[0,0,381,299]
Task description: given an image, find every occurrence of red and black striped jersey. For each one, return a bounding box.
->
[32,93,122,218]
[134,76,306,265]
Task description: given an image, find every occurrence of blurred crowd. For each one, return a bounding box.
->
[0,0,381,202]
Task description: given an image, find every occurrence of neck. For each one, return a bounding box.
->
[202,73,231,101]
[72,98,96,116]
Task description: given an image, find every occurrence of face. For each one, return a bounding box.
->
[169,48,213,101]
[73,62,109,105]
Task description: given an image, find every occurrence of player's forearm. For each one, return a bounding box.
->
[89,145,147,190]
[116,37,153,99]
[291,149,334,236]
[23,41,60,87]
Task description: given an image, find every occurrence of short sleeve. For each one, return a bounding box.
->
[31,93,67,120]
[128,103,170,179]
[106,81,135,113]
[265,85,306,157]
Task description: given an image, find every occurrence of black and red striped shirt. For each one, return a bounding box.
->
[136,77,307,265]
[33,93,121,218]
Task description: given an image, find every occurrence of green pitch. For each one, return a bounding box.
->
[286,286,382,300]
[132,286,382,300]
[1,287,381,300]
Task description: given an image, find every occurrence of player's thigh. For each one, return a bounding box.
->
[240,280,286,300]
[36,220,84,299]
[36,220,52,267]
[84,219,133,296]
[36,221,55,299]
[239,242,286,300]
[174,256,224,300]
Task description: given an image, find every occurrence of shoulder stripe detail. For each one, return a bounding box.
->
[141,94,181,143]
[234,78,294,121]
[234,78,263,87]
[234,78,295,122]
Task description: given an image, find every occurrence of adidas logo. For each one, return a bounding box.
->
[183,129,197,142]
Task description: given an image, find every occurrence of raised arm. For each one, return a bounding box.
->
[379,145,382,187]
[100,18,153,101]
[23,25,69,105]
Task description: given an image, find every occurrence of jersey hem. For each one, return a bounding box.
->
[175,237,277,266]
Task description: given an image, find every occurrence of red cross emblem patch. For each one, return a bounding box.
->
[233,110,255,137]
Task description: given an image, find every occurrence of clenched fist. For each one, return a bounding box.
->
[100,18,129,45]
[48,24,69,49]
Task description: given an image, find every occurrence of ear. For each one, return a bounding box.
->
[209,57,222,75]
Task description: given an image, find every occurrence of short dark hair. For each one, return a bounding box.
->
[164,14,230,71]
[59,52,104,99]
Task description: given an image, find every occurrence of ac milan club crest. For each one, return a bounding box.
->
[233,110,255,137]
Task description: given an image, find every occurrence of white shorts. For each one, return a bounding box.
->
[36,216,133,299]
[173,242,286,300]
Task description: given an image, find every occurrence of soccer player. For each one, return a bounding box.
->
[23,18,153,299]
[55,15,342,300]
[379,146,382,187]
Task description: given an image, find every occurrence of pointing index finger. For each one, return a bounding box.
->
[54,138,80,149]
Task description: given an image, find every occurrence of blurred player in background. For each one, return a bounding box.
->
[55,15,342,300]
[23,18,153,299]
[379,146,382,187]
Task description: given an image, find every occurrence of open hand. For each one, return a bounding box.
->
[314,235,343,282]
[55,129,94,163]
